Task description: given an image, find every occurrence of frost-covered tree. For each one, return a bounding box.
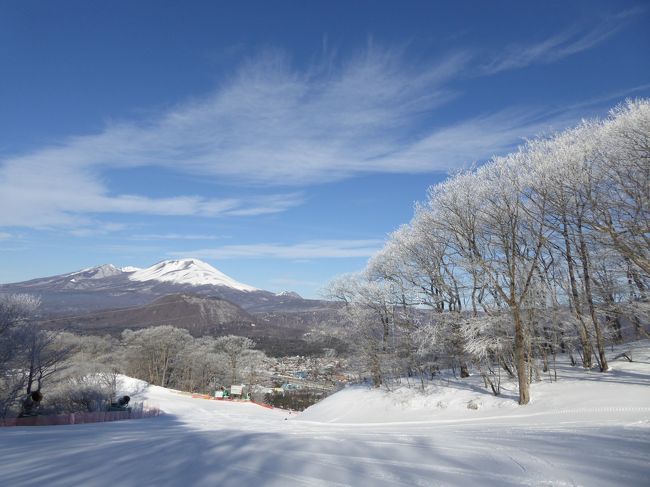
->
[239,349,269,390]
[122,326,192,387]
[0,294,40,417]
[588,100,650,275]
[0,294,73,417]
[44,333,124,413]
[369,218,471,377]
[325,273,405,387]
[327,98,650,405]
[214,335,256,386]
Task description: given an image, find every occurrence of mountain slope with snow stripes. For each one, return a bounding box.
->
[128,258,258,291]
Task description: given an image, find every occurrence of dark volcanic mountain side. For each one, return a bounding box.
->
[41,294,256,337]
[38,293,348,356]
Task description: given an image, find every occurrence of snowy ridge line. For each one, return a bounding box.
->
[296,406,650,428]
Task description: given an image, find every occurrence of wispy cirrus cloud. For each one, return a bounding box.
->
[168,239,384,260]
[479,9,642,75]
[68,223,127,237]
[0,170,303,228]
[0,12,637,230]
[0,47,466,229]
[129,233,229,241]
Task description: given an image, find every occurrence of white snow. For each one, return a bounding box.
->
[120,266,141,273]
[128,258,258,291]
[67,264,123,280]
[275,290,302,298]
[1,342,649,486]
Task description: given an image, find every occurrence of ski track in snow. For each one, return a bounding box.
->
[2,346,650,486]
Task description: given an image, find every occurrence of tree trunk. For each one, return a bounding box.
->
[371,353,382,387]
[576,220,609,372]
[562,217,593,368]
[513,305,530,405]
[605,312,623,344]
[26,336,37,395]
[460,363,469,378]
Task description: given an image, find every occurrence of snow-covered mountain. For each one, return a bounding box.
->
[121,266,142,273]
[0,258,326,316]
[276,290,302,299]
[67,264,124,280]
[129,258,258,291]
[0,258,344,355]
[62,259,257,291]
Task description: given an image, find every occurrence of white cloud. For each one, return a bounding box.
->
[0,172,303,227]
[68,223,127,237]
[479,12,637,75]
[0,24,633,230]
[0,232,12,240]
[169,239,384,260]
[129,233,229,241]
[224,193,305,216]
[0,47,468,231]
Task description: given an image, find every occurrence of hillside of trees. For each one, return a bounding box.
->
[326,99,649,404]
[0,295,297,419]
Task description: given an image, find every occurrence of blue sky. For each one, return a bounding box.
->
[1,1,649,298]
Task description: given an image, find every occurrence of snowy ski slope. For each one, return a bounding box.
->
[1,343,649,486]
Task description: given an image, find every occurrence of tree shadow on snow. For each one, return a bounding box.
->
[1,413,648,487]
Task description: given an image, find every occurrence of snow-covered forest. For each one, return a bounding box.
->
[0,300,276,419]
[327,99,650,404]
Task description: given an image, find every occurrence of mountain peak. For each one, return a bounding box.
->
[276,291,302,299]
[121,266,141,273]
[70,264,122,280]
[128,258,258,291]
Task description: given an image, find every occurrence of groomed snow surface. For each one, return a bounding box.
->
[2,342,649,486]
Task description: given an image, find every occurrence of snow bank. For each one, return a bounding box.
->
[298,340,650,425]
